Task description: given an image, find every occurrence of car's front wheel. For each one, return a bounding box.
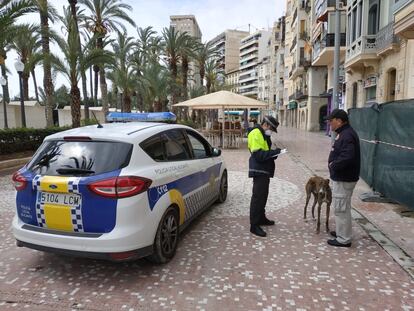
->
[216,170,228,203]
[147,206,179,264]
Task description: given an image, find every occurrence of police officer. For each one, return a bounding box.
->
[248,115,281,237]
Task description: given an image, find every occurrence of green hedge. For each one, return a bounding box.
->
[0,127,70,155]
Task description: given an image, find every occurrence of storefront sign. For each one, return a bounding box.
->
[363,76,377,88]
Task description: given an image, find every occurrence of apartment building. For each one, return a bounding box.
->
[257,56,271,106]
[344,0,414,108]
[270,17,286,121]
[283,0,313,129]
[309,0,347,131]
[226,68,240,93]
[210,30,250,79]
[170,15,202,88]
[238,30,271,99]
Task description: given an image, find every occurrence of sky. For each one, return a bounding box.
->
[4,0,285,99]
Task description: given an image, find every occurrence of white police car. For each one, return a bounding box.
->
[12,122,227,263]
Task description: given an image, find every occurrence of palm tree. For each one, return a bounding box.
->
[180,35,197,101]
[54,7,113,128]
[140,62,170,112]
[10,24,42,100]
[107,31,135,113]
[194,41,217,87]
[205,58,221,94]
[35,0,58,127]
[80,0,135,116]
[68,0,89,109]
[0,0,36,104]
[162,26,189,108]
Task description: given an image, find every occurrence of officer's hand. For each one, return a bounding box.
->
[275,148,281,154]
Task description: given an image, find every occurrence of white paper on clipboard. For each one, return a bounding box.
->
[272,149,288,157]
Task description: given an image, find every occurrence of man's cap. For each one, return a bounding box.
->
[327,109,348,122]
[264,115,279,132]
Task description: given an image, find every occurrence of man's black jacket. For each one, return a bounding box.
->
[328,123,361,182]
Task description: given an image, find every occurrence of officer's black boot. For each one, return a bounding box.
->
[250,225,267,237]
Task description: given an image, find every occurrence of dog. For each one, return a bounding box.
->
[304,176,332,234]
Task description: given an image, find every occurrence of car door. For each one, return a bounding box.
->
[184,130,222,212]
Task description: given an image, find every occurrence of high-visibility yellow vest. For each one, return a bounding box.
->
[248,128,269,152]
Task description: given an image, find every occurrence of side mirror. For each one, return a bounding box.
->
[212,147,221,157]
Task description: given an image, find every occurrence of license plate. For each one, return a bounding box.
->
[37,192,82,207]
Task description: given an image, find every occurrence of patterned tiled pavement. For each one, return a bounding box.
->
[0,127,413,310]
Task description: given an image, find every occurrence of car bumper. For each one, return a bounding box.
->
[12,215,156,261]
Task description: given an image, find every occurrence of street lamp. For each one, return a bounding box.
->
[14,59,26,127]
[0,76,8,129]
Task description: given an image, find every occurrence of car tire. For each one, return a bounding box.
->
[216,170,228,203]
[147,206,179,264]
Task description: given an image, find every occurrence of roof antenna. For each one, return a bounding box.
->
[91,111,103,128]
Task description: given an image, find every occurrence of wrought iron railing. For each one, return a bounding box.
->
[376,22,400,52]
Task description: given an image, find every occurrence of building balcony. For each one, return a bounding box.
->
[312,33,346,66]
[346,23,400,69]
[376,22,400,56]
[394,1,414,39]
[345,35,378,68]
[315,0,346,23]
[290,36,297,53]
[288,89,308,102]
[240,45,258,57]
[239,74,257,84]
[239,60,258,71]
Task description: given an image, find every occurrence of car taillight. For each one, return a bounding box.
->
[12,172,27,191]
[88,176,152,198]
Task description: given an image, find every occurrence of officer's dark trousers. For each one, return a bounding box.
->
[250,175,270,225]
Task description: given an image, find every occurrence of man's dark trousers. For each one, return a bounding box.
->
[250,175,270,225]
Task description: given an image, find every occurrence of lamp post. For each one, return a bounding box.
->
[14,60,26,127]
[0,76,8,129]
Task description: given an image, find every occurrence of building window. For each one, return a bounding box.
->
[365,86,377,103]
[368,4,379,35]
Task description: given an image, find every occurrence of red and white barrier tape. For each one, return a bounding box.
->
[360,138,414,151]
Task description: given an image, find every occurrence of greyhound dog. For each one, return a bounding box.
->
[304,176,332,233]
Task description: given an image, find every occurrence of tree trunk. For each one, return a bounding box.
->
[70,84,81,128]
[0,62,10,103]
[89,66,94,100]
[40,2,55,127]
[69,0,89,118]
[99,67,108,116]
[153,99,161,112]
[123,93,131,113]
[199,64,205,87]
[182,56,189,100]
[31,69,39,102]
[23,73,29,100]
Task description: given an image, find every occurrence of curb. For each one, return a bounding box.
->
[0,157,32,171]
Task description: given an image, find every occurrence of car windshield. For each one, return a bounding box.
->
[27,140,132,176]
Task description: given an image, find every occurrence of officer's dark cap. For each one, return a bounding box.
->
[263,115,279,132]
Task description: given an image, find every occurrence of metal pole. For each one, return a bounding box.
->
[331,0,341,144]
[18,72,26,127]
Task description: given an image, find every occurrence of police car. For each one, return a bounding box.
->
[12,121,227,263]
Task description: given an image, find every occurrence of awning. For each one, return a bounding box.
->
[288,101,297,110]
[299,101,307,108]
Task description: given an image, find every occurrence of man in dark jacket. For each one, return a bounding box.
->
[327,109,360,247]
[248,116,281,237]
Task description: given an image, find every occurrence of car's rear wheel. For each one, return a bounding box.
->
[147,206,179,264]
[216,170,228,203]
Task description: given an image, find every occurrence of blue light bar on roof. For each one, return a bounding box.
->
[106,112,177,122]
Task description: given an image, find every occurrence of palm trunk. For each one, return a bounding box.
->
[182,56,189,100]
[40,3,54,127]
[0,62,10,103]
[69,0,89,118]
[124,93,131,113]
[31,69,39,102]
[153,99,161,112]
[199,65,205,87]
[89,66,94,100]
[96,37,108,117]
[23,73,30,100]
[70,84,81,128]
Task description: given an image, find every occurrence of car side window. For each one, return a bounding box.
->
[186,130,211,159]
[164,130,191,161]
[140,134,166,161]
